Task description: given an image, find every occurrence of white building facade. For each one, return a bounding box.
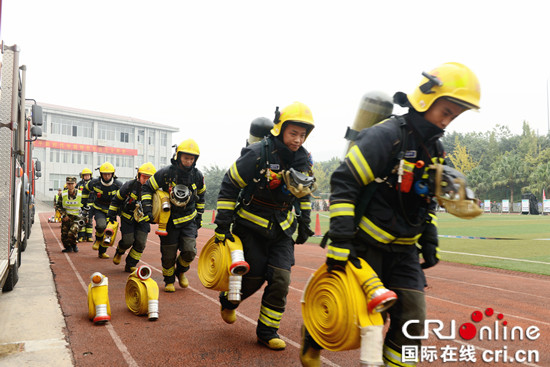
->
[31,102,178,201]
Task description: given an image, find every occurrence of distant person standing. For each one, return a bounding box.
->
[57,176,83,253]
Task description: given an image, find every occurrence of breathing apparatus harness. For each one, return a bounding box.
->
[237,135,315,216]
[166,165,197,209]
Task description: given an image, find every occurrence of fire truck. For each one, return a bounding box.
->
[0,42,43,292]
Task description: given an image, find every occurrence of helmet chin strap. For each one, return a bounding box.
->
[101,177,114,186]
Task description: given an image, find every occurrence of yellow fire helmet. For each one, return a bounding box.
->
[271,101,315,141]
[99,162,115,174]
[137,162,156,177]
[407,62,481,113]
[173,139,200,161]
[80,168,93,178]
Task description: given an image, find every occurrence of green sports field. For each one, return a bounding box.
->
[202,210,550,276]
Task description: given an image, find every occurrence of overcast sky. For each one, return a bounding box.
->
[2,1,550,170]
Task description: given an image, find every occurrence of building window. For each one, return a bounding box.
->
[50,114,93,138]
[98,123,133,143]
[160,132,167,146]
[50,150,60,163]
[138,130,145,143]
[149,130,155,145]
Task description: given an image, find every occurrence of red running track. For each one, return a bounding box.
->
[40,213,549,366]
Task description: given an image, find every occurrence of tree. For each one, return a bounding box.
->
[446,137,480,174]
[202,164,227,210]
[490,152,527,203]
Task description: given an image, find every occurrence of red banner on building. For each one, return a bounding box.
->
[34,140,138,156]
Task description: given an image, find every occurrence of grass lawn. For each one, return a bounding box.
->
[201,210,550,276]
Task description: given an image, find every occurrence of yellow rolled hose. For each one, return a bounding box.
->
[125,266,159,319]
[197,234,249,291]
[152,190,171,235]
[103,220,119,246]
[301,258,384,351]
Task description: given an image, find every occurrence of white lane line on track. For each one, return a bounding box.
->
[440,250,550,265]
[46,221,139,367]
[426,294,550,326]
[426,275,550,300]
[138,260,341,367]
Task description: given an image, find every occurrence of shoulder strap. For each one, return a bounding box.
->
[239,137,271,204]
[353,117,408,226]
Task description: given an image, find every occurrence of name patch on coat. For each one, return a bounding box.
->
[404,150,417,159]
[270,164,280,170]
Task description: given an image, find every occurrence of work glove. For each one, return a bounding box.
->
[325,241,352,273]
[214,225,234,243]
[195,214,203,230]
[295,223,314,244]
[142,210,153,223]
[418,222,440,269]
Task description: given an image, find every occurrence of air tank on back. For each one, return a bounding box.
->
[344,91,394,152]
[247,117,274,146]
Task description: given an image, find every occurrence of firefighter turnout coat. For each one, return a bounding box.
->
[141,164,206,227]
[328,111,444,259]
[108,179,146,223]
[82,177,123,214]
[215,136,313,238]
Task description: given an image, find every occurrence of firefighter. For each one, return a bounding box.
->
[57,176,83,252]
[51,188,63,223]
[141,139,206,293]
[214,101,316,351]
[108,162,157,273]
[299,62,481,366]
[76,168,94,242]
[81,162,123,259]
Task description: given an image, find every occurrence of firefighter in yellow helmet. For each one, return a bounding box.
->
[76,168,94,242]
[214,101,316,351]
[81,162,123,259]
[300,63,481,366]
[56,176,83,253]
[107,162,156,272]
[141,139,206,293]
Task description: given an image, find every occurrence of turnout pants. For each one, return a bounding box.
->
[358,243,426,366]
[159,219,197,284]
[94,210,108,255]
[115,217,150,269]
[220,222,294,341]
[302,242,426,367]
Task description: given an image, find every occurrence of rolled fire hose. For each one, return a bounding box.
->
[197,235,249,302]
[301,259,384,352]
[152,190,171,235]
[125,266,159,321]
[103,220,119,246]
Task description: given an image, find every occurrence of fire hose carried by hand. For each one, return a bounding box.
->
[301,258,397,366]
[197,234,250,303]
